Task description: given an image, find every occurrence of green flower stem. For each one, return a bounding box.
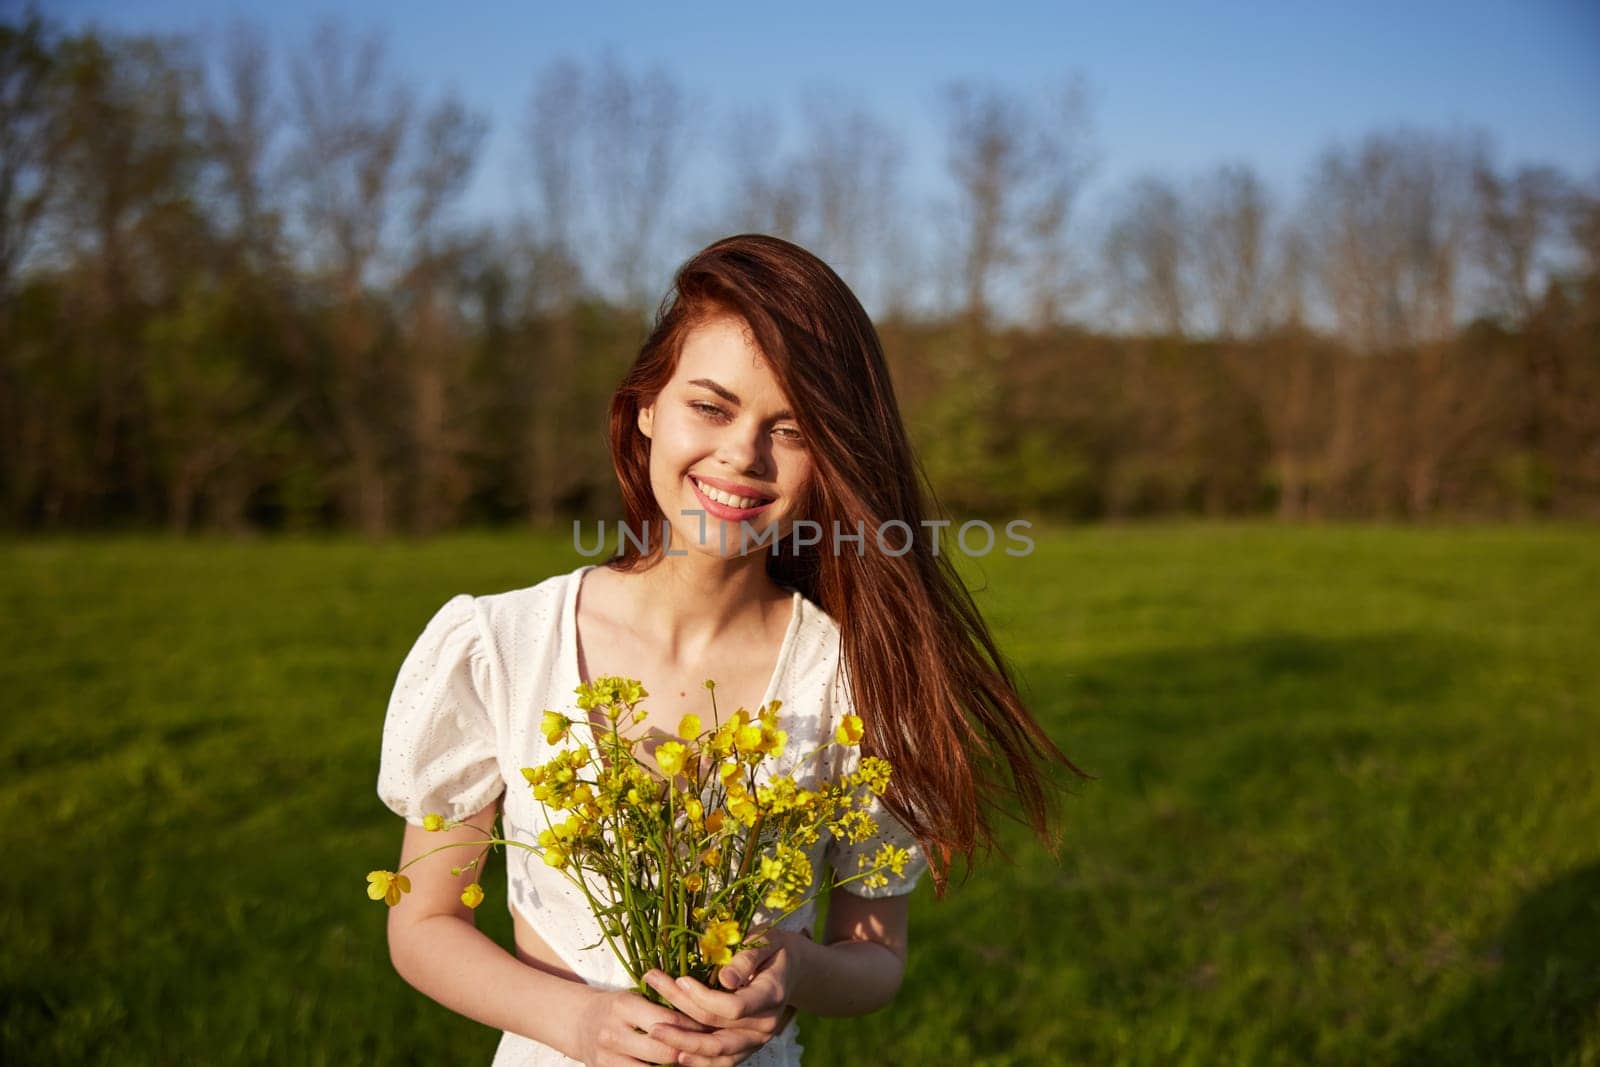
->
[396,836,539,876]
[733,813,766,886]
[541,800,646,986]
[603,711,652,978]
[615,814,645,975]
[660,789,674,968]
[552,861,647,990]
[530,773,651,987]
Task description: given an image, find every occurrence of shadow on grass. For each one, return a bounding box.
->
[1387,859,1600,1065]
[2,715,244,776]
[1015,628,1484,807]
[1027,628,1483,732]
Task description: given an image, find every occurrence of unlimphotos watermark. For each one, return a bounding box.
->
[573,510,1035,558]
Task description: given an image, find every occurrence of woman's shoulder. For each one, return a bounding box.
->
[793,591,841,650]
[444,565,588,691]
[471,563,587,631]
[784,589,848,697]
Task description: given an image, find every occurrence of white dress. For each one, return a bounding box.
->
[377,563,928,1065]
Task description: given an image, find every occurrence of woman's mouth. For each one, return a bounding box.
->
[688,475,775,521]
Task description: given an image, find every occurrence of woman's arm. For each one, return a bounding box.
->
[785,886,910,1016]
[386,798,717,1066]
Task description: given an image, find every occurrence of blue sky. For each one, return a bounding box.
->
[45,0,1600,265]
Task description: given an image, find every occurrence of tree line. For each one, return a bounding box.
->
[1,13,1596,533]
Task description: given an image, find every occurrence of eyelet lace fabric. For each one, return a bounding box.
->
[378,564,927,1065]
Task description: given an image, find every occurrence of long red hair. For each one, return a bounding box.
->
[605,234,1090,893]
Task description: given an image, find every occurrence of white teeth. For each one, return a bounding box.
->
[694,478,767,510]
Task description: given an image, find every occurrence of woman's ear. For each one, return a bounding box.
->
[637,403,654,439]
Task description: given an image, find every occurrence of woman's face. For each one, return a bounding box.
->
[638,314,812,560]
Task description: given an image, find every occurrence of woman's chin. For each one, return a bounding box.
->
[662,516,777,560]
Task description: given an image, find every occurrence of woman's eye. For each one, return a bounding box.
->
[691,401,802,442]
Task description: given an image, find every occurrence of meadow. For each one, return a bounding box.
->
[1,523,1596,1065]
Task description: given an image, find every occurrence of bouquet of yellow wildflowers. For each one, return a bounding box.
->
[367,676,911,996]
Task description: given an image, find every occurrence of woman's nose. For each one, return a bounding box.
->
[716,421,769,475]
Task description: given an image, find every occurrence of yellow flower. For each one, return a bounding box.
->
[831,807,879,845]
[855,843,910,891]
[682,872,704,893]
[366,870,412,907]
[726,787,759,826]
[542,711,571,745]
[835,714,865,746]
[655,741,687,778]
[735,722,765,754]
[852,756,892,796]
[542,842,569,868]
[422,813,447,832]
[698,919,742,966]
[577,676,648,721]
[757,776,800,814]
[703,810,726,835]
[625,767,664,808]
[757,844,813,911]
[460,882,485,909]
[684,796,704,825]
[737,708,786,757]
[875,843,912,877]
[678,713,702,740]
[632,708,648,724]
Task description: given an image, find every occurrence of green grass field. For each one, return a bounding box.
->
[2,523,1596,1065]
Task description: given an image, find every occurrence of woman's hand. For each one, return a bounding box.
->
[641,929,806,1067]
[572,987,717,1067]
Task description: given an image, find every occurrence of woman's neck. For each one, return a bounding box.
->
[612,551,784,660]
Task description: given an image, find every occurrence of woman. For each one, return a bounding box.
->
[376,234,1087,1065]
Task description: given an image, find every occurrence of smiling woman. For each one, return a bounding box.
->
[637,317,811,550]
[375,233,1089,1067]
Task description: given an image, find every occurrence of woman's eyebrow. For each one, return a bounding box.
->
[687,378,792,420]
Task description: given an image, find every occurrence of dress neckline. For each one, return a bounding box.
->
[560,563,805,763]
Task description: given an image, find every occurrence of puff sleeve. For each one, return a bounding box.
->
[377,594,506,826]
[822,665,930,899]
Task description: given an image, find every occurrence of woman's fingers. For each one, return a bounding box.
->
[671,975,760,1022]
[662,1025,768,1065]
[612,989,717,1062]
[623,987,710,1033]
[691,968,788,1021]
[602,1022,688,1066]
[644,971,735,1027]
[675,1055,739,1067]
[717,940,780,990]
[646,1022,736,1060]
